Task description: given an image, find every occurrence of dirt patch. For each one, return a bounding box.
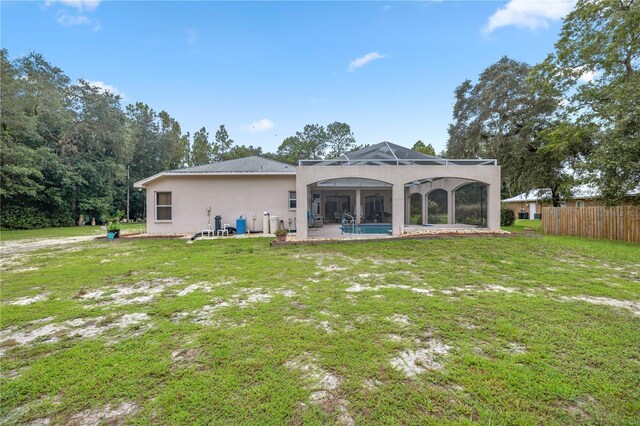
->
[346,283,433,296]
[171,348,200,365]
[0,313,150,354]
[560,295,640,317]
[387,314,410,326]
[285,354,354,426]
[173,288,294,325]
[0,236,97,256]
[0,394,61,425]
[390,339,451,377]
[7,293,50,306]
[506,342,528,354]
[67,401,140,425]
[78,277,185,306]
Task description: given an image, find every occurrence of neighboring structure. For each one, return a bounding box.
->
[502,185,640,219]
[135,142,502,238]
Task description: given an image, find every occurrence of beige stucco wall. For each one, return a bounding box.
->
[296,164,501,238]
[143,174,296,234]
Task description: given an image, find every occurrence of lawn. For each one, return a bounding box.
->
[501,219,542,234]
[0,223,146,242]
[1,233,638,424]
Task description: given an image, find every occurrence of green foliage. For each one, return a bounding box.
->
[531,0,640,205]
[500,207,516,226]
[221,145,263,161]
[326,122,356,158]
[190,127,212,166]
[213,124,233,161]
[0,50,194,229]
[277,122,357,163]
[412,140,436,156]
[447,56,560,199]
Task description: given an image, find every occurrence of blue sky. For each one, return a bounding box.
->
[1,0,576,154]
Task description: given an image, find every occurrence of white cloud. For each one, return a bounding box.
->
[483,0,576,34]
[348,52,387,72]
[57,11,92,27]
[85,80,126,99]
[577,69,598,83]
[248,119,274,133]
[45,0,101,12]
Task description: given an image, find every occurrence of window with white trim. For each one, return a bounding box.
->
[288,191,297,209]
[156,192,172,221]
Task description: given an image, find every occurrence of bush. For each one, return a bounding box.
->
[501,207,515,226]
[0,205,73,229]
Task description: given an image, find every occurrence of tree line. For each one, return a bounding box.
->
[446,0,639,205]
[1,49,399,228]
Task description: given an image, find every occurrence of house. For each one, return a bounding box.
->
[502,185,640,219]
[134,142,502,238]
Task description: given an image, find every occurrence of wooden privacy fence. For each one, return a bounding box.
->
[542,206,639,243]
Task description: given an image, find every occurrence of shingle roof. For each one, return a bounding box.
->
[337,141,439,161]
[169,156,295,174]
[299,141,496,166]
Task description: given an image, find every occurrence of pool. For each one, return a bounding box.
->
[341,224,392,234]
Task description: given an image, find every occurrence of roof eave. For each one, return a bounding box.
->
[134,171,296,188]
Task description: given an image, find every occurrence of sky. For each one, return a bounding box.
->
[1,0,577,155]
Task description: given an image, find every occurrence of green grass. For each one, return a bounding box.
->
[1,234,639,424]
[0,223,145,241]
[501,219,542,234]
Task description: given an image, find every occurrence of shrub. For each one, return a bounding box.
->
[501,207,515,226]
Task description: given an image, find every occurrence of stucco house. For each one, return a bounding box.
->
[134,142,501,239]
[502,185,640,219]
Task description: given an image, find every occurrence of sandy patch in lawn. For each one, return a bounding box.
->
[171,348,200,365]
[285,354,354,426]
[346,283,433,296]
[0,394,62,425]
[6,293,50,306]
[387,314,411,326]
[67,401,140,425]
[363,378,384,390]
[560,295,640,317]
[0,313,150,354]
[173,280,234,297]
[506,342,528,354]
[390,338,451,377]
[77,277,185,306]
[173,288,295,325]
[11,266,40,273]
[0,236,97,256]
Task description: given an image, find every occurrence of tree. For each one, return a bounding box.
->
[159,111,190,170]
[326,122,356,158]
[532,0,640,204]
[213,124,233,161]
[412,140,436,156]
[277,124,329,164]
[446,56,560,199]
[222,145,263,161]
[0,49,196,227]
[191,127,212,166]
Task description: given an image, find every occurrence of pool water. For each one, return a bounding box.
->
[341,224,392,234]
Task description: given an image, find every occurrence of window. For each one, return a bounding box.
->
[156,192,172,221]
[288,191,297,209]
[577,200,585,208]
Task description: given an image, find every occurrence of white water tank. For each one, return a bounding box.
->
[269,215,279,234]
[262,212,270,234]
